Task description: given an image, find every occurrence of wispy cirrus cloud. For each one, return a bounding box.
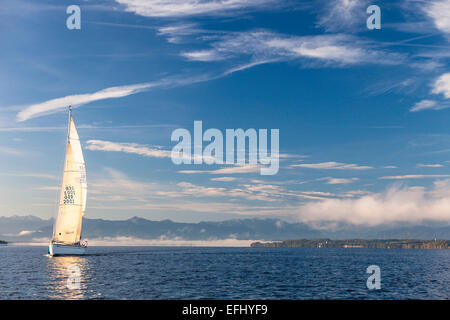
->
[85,140,172,159]
[222,58,281,75]
[85,139,215,163]
[85,140,282,171]
[180,31,404,67]
[115,0,277,17]
[14,74,220,122]
[315,0,370,32]
[156,23,213,44]
[16,83,155,122]
[157,181,295,202]
[291,161,373,170]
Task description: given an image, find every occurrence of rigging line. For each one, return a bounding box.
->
[52,117,70,240]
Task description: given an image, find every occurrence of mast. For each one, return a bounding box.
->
[68,105,72,143]
[52,106,73,241]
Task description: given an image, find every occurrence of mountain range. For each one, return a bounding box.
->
[0,215,449,243]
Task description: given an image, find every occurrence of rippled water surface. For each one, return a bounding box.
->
[0,246,448,299]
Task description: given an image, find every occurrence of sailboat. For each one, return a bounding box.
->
[49,106,88,256]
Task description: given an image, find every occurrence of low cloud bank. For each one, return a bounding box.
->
[296,180,450,227]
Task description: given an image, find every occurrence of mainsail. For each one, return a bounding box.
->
[53,109,87,244]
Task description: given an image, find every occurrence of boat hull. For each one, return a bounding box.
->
[49,242,86,256]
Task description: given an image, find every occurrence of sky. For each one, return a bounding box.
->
[1,0,450,229]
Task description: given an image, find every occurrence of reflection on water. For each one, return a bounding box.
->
[0,246,448,299]
[46,255,89,299]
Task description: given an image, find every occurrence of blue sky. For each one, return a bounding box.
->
[1,0,450,228]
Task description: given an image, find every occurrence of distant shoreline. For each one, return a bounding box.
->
[251,239,450,249]
[3,239,450,249]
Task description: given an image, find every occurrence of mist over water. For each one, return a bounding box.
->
[0,246,448,299]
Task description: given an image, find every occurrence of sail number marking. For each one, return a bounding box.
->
[63,185,76,205]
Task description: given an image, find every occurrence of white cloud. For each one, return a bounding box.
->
[85,140,172,159]
[115,0,276,17]
[179,164,261,174]
[88,169,289,205]
[424,0,450,34]
[291,161,373,170]
[410,99,448,112]
[380,174,450,180]
[18,230,34,236]
[410,73,450,112]
[211,164,261,174]
[182,50,225,61]
[211,177,237,181]
[326,177,359,184]
[157,24,200,42]
[417,163,443,168]
[295,180,450,226]
[167,181,227,198]
[432,72,450,98]
[106,200,278,215]
[154,180,294,203]
[157,181,366,203]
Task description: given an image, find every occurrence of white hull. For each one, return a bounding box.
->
[49,242,86,256]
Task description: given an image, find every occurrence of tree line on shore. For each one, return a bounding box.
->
[251,239,450,249]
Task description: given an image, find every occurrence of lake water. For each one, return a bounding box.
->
[0,246,448,299]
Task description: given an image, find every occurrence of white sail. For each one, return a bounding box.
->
[53,111,87,244]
